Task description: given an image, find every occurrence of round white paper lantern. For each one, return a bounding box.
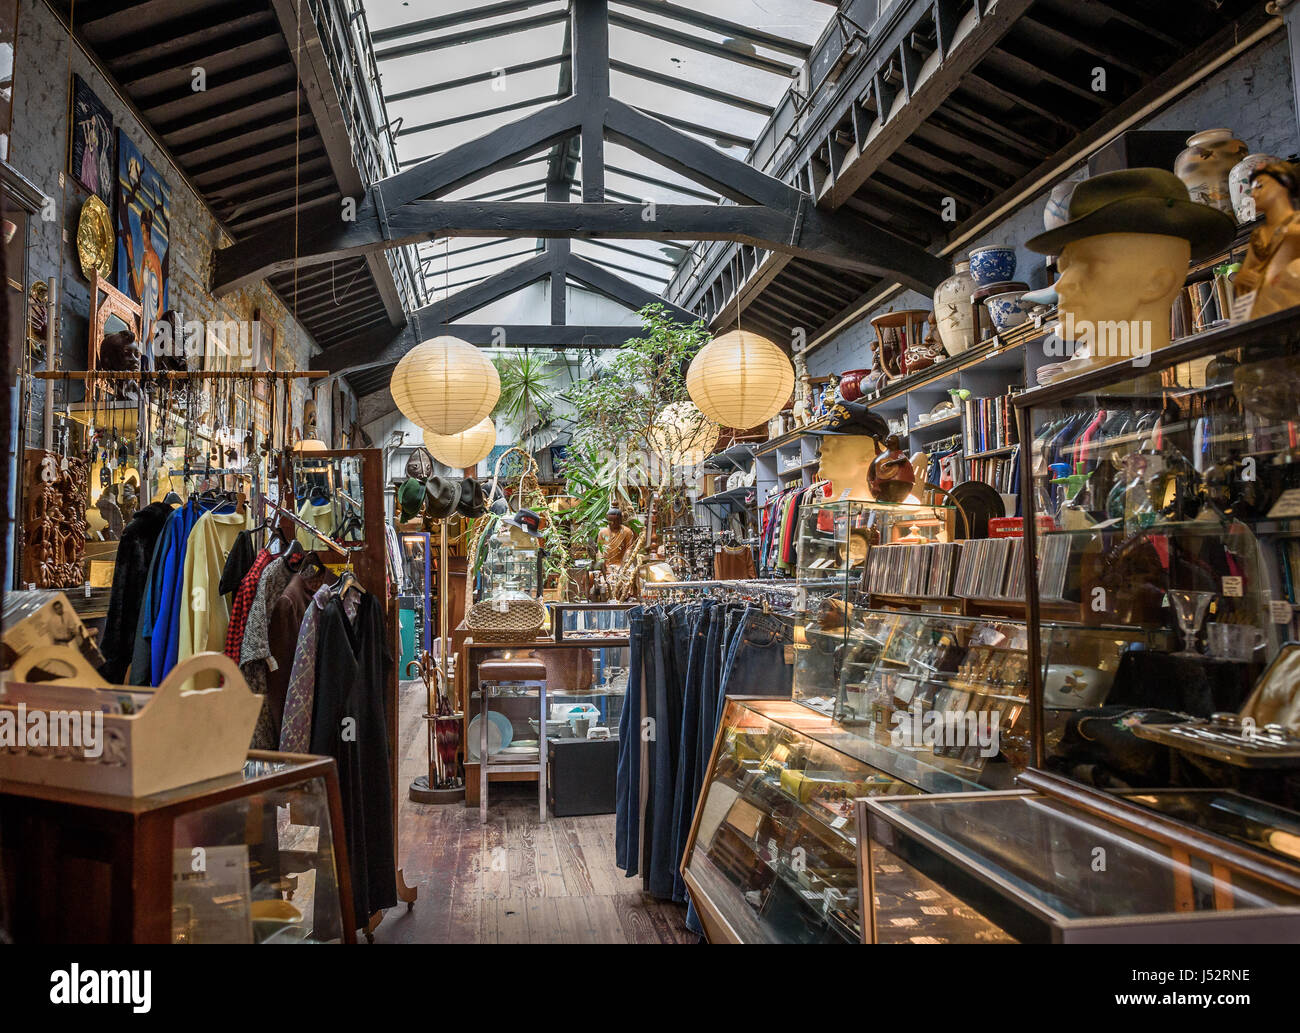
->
[649,401,717,467]
[686,329,794,429]
[424,417,497,470]
[391,335,499,435]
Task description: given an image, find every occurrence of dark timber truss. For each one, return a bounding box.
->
[210,0,950,387]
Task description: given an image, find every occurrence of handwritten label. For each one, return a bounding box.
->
[1222,576,1244,598]
[1270,599,1293,624]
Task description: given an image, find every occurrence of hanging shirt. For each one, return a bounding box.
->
[179,507,253,683]
[148,497,216,686]
[224,548,276,663]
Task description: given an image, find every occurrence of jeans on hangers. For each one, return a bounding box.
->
[670,599,714,902]
[716,605,795,724]
[646,605,690,899]
[615,606,645,875]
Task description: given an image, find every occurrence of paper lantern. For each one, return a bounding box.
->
[391,335,499,435]
[686,329,794,429]
[424,417,497,470]
[649,401,718,467]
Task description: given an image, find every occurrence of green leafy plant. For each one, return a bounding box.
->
[563,303,714,511]
[493,351,560,451]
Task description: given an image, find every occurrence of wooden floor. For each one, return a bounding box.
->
[372,682,695,944]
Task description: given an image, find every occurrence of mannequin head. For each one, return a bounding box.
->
[816,435,879,500]
[1054,231,1189,364]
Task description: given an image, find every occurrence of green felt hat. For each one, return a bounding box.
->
[398,477,425,521]
[1026,168,1235,261]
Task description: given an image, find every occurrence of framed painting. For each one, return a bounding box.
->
[70,74,114,206]
[114,129,170,351]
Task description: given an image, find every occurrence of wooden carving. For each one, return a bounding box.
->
[22,450,89,589]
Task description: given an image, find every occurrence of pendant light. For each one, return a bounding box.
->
[687,328,794,430]
[686,253,794,429]
[650,401,718,467]
[391,335,500,436]
[424,416,497,470]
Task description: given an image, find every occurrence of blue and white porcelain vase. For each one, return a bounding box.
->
[968,245,1016,286]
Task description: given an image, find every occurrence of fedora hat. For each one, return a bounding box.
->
[398,477,426,521]
[457,476,488,518]
[422,475,460,520]
[1026,168,1235,260]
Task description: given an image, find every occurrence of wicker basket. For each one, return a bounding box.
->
[466,596,547,642]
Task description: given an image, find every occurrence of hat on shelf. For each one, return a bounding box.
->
[423,476,460,520]
[397,477,426,521]
[1025,168,1236,260]
[457,476,488,518]
[503,508,543,537]
[818,398,891,441]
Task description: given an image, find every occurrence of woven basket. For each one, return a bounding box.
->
[466,596,547,642]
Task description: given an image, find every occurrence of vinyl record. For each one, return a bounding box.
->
[949,480,1005,539]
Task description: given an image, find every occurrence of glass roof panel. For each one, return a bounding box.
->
[360,0,837,311]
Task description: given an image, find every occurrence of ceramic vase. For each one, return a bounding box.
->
[1175,129,1248,215]
[968,245,1016,286]
[1229,153,1278,224]
[985,289,1031,331]
[838,368,871,402]
[933,259,978,356]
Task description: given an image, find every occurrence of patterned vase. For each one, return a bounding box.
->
[1175,129,1248,215]
[933,259,978,356]
[1229,153,1278,224]
[968,245,1016,286]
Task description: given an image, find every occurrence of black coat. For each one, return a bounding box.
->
[309,590,397,929]
[99,502,173,683]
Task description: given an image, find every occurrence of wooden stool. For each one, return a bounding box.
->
[477,657,547,824]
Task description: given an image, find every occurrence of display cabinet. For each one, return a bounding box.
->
[1015,307,1300,814]
[549,601,635,643]
[0,752,355,943]
[858,786,1300,943]
[681,697,927,944]
[794,498,954,586]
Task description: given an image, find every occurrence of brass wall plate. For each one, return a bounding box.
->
[76,196,114,280]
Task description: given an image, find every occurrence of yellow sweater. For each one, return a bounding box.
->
[179,508,252,683]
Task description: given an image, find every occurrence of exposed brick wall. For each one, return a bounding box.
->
[10,2,319,426]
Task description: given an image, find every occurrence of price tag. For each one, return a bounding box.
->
[830,815,848,829]
[83,581,91,598]
[783,645,795,664]
[1222,576,1244,598]
[1270,599,1293,624]
[1230,289,1257,324]
[1267,488,1300,520]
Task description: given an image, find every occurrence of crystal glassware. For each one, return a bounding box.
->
[1167,589,1215,657]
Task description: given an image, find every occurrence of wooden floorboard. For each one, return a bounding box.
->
[371,681,692,944]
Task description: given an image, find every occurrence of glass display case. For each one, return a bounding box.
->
[1016,308,1300,815]
[858,787,1300,943]
[794,499,954,587]
[549,601,634,643]
[477,522,542,599]
[681,697,926,943]
[0,752,354,943]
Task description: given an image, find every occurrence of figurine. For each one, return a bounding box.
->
[791,341,813,427]
[1233,160,1300,319]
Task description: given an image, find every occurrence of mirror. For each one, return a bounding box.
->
[289,452,366,549]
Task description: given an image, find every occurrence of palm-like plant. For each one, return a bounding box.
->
[493,352,560,451]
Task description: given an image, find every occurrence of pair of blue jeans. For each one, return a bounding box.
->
[716,606,795,724]
[615,606,645,874]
